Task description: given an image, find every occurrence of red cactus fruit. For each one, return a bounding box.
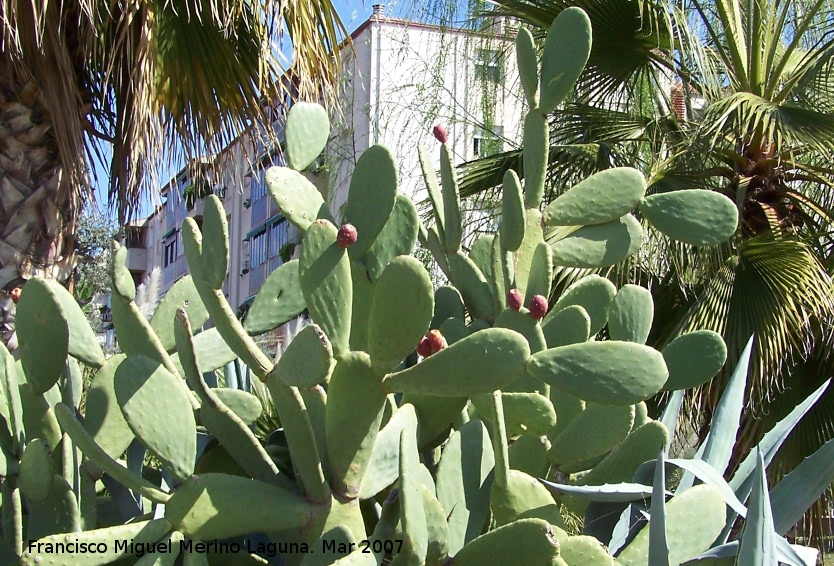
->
[529,295,548,320]
[507,289,522,311]
[9,288,21,304]
[337,224,358,248]
[427,329,447,354]
[433,124,448,144]
[416,336,433,358]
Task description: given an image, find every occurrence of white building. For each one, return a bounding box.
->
[121,6,524,331]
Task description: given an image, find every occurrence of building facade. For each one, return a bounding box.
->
[120,7,524,331]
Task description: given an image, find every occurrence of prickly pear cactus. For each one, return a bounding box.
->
[0,8,749,566]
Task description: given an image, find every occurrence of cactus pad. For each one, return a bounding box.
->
[551,215,642,268]
[640,190,738,246]
[285,101,330,171]
[243,259,306,336]
[544,167,646,226]
[662,330,727,391]
[114,355,196,482]
[346,145,398,259]
[527,341,669,405]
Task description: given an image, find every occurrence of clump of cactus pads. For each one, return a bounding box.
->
[7,7,827,566]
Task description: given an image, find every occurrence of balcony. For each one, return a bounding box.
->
[125,248,148,272]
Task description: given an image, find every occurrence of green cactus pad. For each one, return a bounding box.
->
[418,143,446,237]
[512,209,545,300]
[469,235,494,281]
[265,166,331,231]
[397,428,428,564]
[360,404,418,499]
[491,469,561,527]
[200,196,230,290]
[243,259,306,336]
[509,435,551,479]
[211,389,262,425]
[662,330,727,391]
[54,404,170,504]
[539,7,592,114]
[150,275,209,351]
[19,438,54,503]
[633,401,650,430]
[526,242,554,300]
[516,27,539,108]
[114,355,196,482]
[364,194,420,281]
[423,485,451,564]
[548,403,634,473]
[439,316,470,345]
[19,383,61,449]
[16,279,69,395]
[523,111,549,208]
[474,392,557,437]
[452,518,561,565]
[111,242,136,300]
[560,535,615,565]
[368,256,434,373]
[640,190,739,246]
[21,518,173,566]
[346,145,398,259]
[424,224,452,278]
[494,308,548,353]
[527,341,668,405]
[616,485,726,565]
[436,419,494,554]
[448,252,497,322]
[501,170,526,251]
[350,260,374,351]
[285,101,330,171]
[546,275,617,335]
[577,421,669,488]
[83,354,134,459]
[402,393,468,448]
[326,352,386,498]
[384,328,530,396]
[26,474,79,541]
[551,215,643,268]
[491,234,512,311]
[170,328,237,376]
[542,304,591,348]
[544,168,646,227]
[431,286,466,329]
[166,473,311,540]
[608,284,654,344]
[24,277,105,368]
[275,324,334,388]
[300,219,353,357]
[440,144,463,252]
[553,214,643,268]
[110,287,178,375]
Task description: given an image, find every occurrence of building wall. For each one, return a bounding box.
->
[327,15,525,230]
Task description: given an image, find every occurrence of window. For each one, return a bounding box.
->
[269,220,291,259]
[163,235,178,267]
[250,231,268,268]
[473,126,504,158]
[251,168,268,202]
[475,49,503,83]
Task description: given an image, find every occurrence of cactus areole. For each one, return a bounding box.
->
[337,223,358,248]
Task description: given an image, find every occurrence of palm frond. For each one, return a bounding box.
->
[668,234,833,407]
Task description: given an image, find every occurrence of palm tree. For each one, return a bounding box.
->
[457,0,834,539]
[0,0,347,293]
